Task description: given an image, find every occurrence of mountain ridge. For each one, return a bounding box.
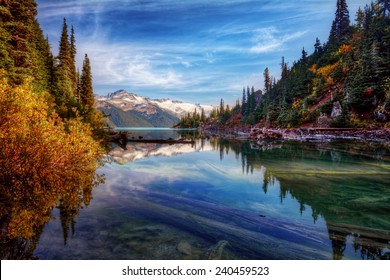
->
[95,90,214,127]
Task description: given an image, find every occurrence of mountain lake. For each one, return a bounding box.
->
[28,128,390,259]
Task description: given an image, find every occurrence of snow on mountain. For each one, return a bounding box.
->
[150,98,214,118]
[96,90,214,119]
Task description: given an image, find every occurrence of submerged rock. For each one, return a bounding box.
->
[204,240,229,260]
[177,241,192,255]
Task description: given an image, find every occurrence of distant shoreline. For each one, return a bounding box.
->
[201,126,390,146]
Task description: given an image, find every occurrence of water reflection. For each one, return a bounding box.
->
[106,138,390,259]
[0,167,104,259]
[216,139,390,259]
[3,137,389,259]
[108,142,212,164]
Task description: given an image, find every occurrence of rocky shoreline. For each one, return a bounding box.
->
[202,126,390,146]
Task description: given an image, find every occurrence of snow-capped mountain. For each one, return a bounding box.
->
[95,90,214,127]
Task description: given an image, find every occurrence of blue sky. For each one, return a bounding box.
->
[35,0,370,105]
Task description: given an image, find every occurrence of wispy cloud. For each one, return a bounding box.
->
[250,27,307,54]
[82,42,186,89]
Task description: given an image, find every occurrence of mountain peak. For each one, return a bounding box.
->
[107,89,136,99]
[96,90,215,127]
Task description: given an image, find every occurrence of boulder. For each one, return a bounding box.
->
[331,101,342,119]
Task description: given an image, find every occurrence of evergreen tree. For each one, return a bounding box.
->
[58,18,71,70]
[314,37,322,54]
[80,54,94,107]
[329,0,350,48]
[378,0,390,17]
[264,67,271,94]
[54,18,73,101]
[0,0,51,86]
[219,98,225,115]
[301,47,308,64]
[70,25,77,95]
[245,86,251,116]
[241,86,246,115]
[75,68,81,101]
[280,56,288,107]
[200,108,206,122]
[355,7,365,29]
[0,2,15,76]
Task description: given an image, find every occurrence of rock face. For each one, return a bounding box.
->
[331,101,343,119]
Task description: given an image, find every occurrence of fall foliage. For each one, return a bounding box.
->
[0,1,106,248]
[0,74,104,241]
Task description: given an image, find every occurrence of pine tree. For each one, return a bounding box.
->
[264,67,271,94]
[54,18,73,100]
[0,0,52,85]
[378,0,390,17]
[70,25,77,95]
[58,18,71,70]
[200,108,206,122]
[0,2,15,76]
[336,0,350,40]
[31,22,53,91]
[80,54,94,107]
[301,47,308,64]
[329,0,350,48]
[355,7,365,29]
[219,98,225,115]
[75,68,81,101]
[314,37,322,54]
[280,56,288,107]
[241,86,246,115]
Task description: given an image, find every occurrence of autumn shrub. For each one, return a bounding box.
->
[0,76,104,239]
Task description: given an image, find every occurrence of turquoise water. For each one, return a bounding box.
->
[33,138,390,259]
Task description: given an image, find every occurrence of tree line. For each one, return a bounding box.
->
[179,0,390,129]
[0,1,100,125]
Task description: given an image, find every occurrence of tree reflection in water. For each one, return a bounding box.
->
[0,168,104,259]
[106,137,390,259]
[3,137,389,260]
[211,139,390,260]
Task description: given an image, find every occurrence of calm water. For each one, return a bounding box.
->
[31,131,390,259]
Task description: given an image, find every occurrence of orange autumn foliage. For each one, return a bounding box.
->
[338,44,352,53]
[0,75,104,240]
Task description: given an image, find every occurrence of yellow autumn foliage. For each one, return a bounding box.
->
[317,62,340,78]
[316,62,341,86]
[0,75,104,240]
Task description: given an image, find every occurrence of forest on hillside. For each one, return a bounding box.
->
[178,0,390,129]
